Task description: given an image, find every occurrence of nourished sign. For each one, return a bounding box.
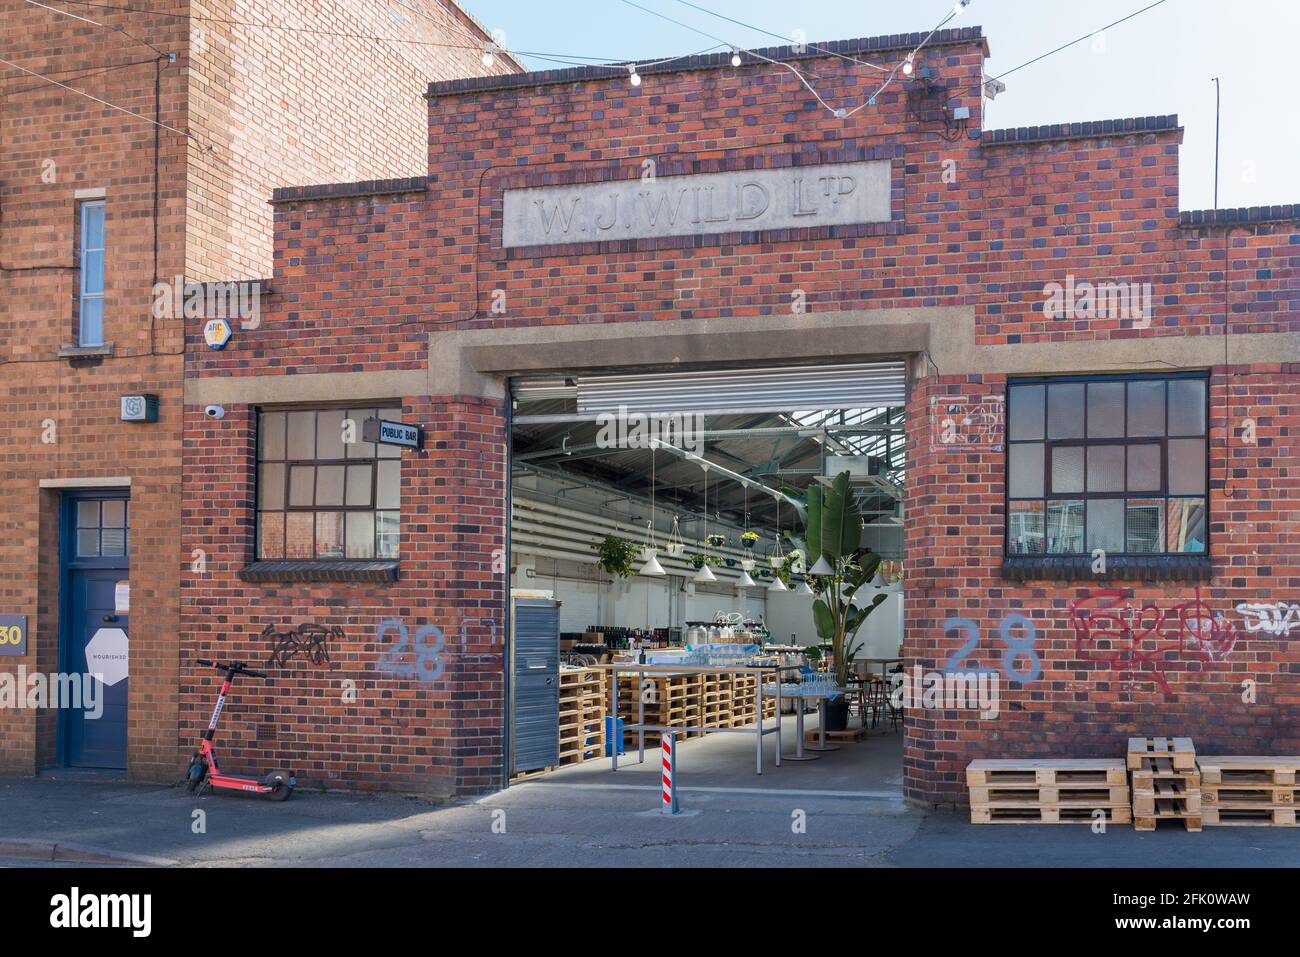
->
[502,160,891,248]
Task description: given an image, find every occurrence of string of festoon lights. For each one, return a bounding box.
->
[519,0,976,119]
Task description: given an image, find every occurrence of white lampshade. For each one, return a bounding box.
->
[795,580,815,597]
[767,576,788,592]
[808,555,836,576]
[639,552,666,577]
[735,569,757,587]
[693,563,717,583]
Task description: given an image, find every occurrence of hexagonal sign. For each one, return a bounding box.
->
[203,318,232,350]
[85,627,129,686]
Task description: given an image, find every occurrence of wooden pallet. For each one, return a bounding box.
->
[969,784,1130,806]
[972,805,1132,825]
[967,759,1127,788]
[1128,736,1196,771]
[1131,758,1202,790]
[804,726,867,745]
[1197,756,1300,787]
[1134,808,1203,832]
[1202,807,1298,827]
[1203,786,1298,807]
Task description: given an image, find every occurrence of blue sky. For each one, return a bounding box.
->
[467,0,1294,211]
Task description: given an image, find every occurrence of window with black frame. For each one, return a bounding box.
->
[1005,373,1208,557]
[256,407,402,561]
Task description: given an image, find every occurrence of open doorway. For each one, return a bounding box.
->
[506,362,908,791]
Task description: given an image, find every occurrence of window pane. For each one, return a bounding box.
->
[1086,382,1125,438]
[101,500,125,528]
[76,528,99,557]
[1168,439,1206,494]
[83,203,104,248]
[82,250,105,295]
[259,412,286,460]
[1008,384,1045,440]
[1008,443,1044,497]
[345,512,375,558]
[1167,498,1207,553]
[259,463,285,510]
[346,409,377,458]
[1046,501,1084,553]
[79,297,103,347]
[101,528,126,556]
[1050,446,1084,494]
[1127,380,1165,436]
[315,512,344,558]
[345,464,372,507]
[77,501,99,528]
[316,409,347,460]
[286,411,316,459]
[1086,499,1124,552]
[1126,443,1161,491]
[376,512,400,558]
[1007,500,1044,555]
[315,465,345,506]
[285,512,314,558]
[376,460,401,509]
[1125,499,1163,553]
[258,512,285,559]
[377,408,404,458]
[1046,383,1085,439]
[1168,379,1206,436]
[288,466,315,506]
[1086,445,1125,492]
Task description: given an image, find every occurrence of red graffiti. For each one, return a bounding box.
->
[1067,588,1240,697]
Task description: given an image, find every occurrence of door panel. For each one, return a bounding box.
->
[65,570,128,768]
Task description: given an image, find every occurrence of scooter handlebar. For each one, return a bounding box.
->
[195,658,268,679]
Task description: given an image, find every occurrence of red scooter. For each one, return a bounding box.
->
[186,659,295,801]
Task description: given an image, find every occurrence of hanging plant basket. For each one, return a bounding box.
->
[665,517,686,557]
[593,535,640,579]
[740,558,755,572]
[740,531,760,549]
[705,533,727,548]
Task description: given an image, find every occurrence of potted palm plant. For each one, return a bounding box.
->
[793,472,888,731]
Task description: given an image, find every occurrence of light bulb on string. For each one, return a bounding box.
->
[482,43,495,67]
[902,55,914,76]
[731,49,742,67]
[628,64,641,87]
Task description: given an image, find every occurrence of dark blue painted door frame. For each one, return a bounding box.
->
[58,488,130,769]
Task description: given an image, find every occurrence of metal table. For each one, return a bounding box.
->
[597,662,783,774]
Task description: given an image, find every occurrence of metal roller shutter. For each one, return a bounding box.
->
[571,362,907,416]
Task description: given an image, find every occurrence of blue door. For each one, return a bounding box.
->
[60,492,130,769]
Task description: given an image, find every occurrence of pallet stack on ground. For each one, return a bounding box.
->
[966,759,1131,825]
[557,668,605,766]
[610,670,775,743]
[1198,756,1299,827]
[1128,736,1202,832]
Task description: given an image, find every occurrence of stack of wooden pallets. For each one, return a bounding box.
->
[1199,756,1299,827]
[967,759,1131,824]
[1128,736,1202,832]
[557,668,605,766]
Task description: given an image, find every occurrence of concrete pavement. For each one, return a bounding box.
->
[2,720,1297,867]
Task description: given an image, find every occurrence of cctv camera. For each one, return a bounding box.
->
[204,405,226,419]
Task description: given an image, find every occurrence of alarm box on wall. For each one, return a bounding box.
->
[120,394,159,423]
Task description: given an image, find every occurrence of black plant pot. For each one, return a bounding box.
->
[825,696,850,732]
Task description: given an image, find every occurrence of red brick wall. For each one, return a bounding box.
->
[183,33,1298,799]
[180,397,506,795]
[1,0,513,781]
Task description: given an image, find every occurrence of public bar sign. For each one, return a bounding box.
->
[502,160,891,249]
[363,417,423,449]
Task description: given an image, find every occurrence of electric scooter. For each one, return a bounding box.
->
[186,659,295,801]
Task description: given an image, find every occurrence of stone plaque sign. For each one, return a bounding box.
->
[502,160,891,248]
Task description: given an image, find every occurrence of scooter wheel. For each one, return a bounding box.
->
[185,758,206,793]
[268,780,293,802]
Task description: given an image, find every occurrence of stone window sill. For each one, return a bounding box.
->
[57,342,114,359]
[239,560,399,583]
[1000,555,1212,583]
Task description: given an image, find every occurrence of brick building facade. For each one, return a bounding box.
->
[0,0,514,779]
[176,25,1295,802]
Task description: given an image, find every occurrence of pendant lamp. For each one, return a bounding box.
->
[808,555,836,576]
[693,562,717,583]
[795,579,815,597]
[639,447,666,576]
[736,569,757,588]
[767,574,788,593]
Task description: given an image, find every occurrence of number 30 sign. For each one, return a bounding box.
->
[0,615,27,656]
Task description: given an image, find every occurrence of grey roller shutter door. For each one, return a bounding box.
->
[572,362,907,416]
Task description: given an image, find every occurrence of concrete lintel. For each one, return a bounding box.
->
[183,369,430,406]
[38,477,131,489]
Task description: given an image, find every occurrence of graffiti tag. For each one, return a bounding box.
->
[1235,601,1299,637]
[263,623,337,668]
[1067,588,1240,696]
